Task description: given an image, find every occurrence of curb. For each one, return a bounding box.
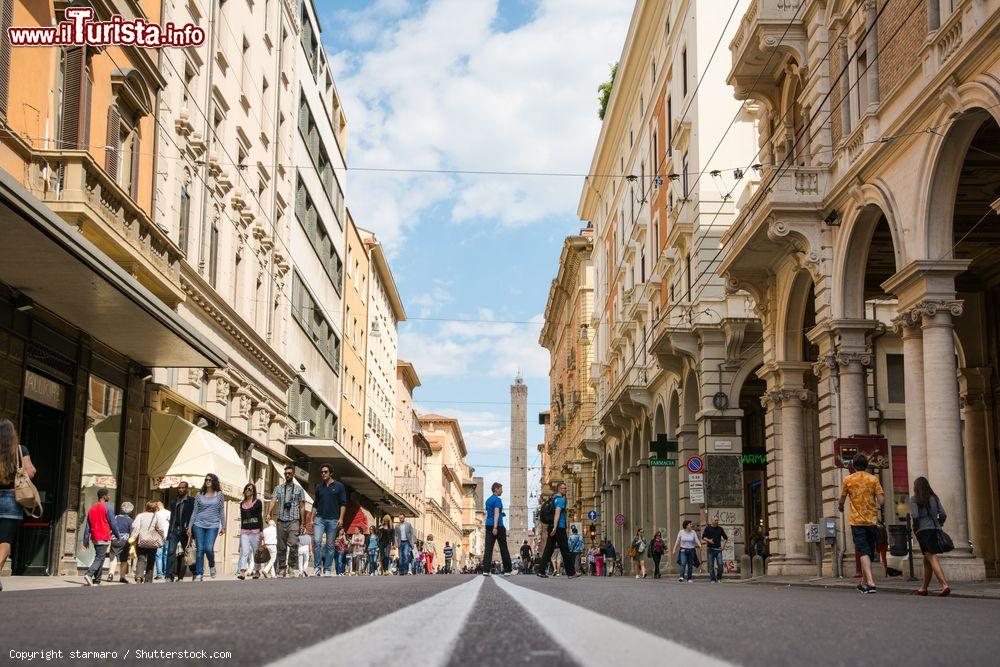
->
[738,577,999,600]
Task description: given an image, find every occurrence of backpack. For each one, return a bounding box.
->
[538,497,556,525]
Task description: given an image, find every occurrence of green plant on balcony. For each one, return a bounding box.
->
[597,62,618,120]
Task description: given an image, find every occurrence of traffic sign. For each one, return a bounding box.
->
[686,455,705,473]
[614,513,626,526]
[587,510,599,521]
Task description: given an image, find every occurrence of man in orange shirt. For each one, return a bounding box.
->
[839,453,885,594]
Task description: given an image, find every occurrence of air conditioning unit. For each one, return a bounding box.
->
[296,420,311,437]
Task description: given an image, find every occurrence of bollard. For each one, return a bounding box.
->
[740,554,752,579]
[752,554,764,577]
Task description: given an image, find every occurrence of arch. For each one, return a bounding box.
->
[640,418,652,458]
[778,268,815,361]
[837,198,903,318]
[667,391,680,436]
[654,402,666,436]
[729,350,765,399]
[682,368,699,426]
[925,97,1000,259]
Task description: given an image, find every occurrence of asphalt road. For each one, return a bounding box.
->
[2,574,996,666]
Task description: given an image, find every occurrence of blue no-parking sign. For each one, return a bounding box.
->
[686,455,705,474]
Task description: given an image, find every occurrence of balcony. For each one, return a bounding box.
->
[598,365,651,436]
[652,247,678,280]
[27,150,185,306]
[629,216,647,245]
[729,0,808,98]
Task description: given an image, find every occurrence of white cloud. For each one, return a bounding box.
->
[329,0,632,249]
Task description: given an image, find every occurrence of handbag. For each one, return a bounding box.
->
[929,499,954,553]
[13,446,42,518]
[183,540,196,566]
[136,514,164,549]
[254,543,271,564]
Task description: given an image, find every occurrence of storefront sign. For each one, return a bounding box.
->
[714,440,733,451]
[24,370,65,410]
[834,434,889,469]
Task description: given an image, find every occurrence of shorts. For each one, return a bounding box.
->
[110,538,130,559]
[0,490,23,520]
[0,517,20,544]
[851,525,878,559]
[916,530,945,555]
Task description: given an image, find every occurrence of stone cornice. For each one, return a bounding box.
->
[180,268,296,388]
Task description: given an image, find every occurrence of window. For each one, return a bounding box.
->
[300,2,318,74]
[682,47,688,97]
[666,97,672,155]
[288,377,338,439]
[178,184,191,254]
[298,94,343,224]
[208,220,220,287]
[685,253,692,299]
[295,176,343,293]
[682,151,689,198]
[58,46,93,150]
[886,354,905,403]
[291,270,341,373]
[856,50,869,118]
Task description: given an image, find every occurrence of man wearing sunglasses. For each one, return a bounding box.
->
[309,465,347,576]
[267,465,305,577]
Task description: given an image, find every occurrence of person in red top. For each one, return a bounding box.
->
[82,488,123,586]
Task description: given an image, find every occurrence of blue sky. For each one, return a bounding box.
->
[314,0,633,510]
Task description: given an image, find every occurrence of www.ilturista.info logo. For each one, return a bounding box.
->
[7,7,205,48]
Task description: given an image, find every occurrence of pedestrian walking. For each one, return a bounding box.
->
[602,539,618,576]
[909,476,952,597]
[536,482,577,578]
[519,540,533,574]
[366,525,379,575]
[629,528,648,578]
[165,481,195,582]
[394,515,415,575]
[267,465,305,577]
[260,520,278,578]
[297,528,311,576]
[839,453,885,594]
[106,501,134,583]
[351,526,365,575]
[443,541,454,574]
[333,528,349,575]
[482,482,512,576]
[188,473,227,582]
[237,483,263,581]
[672,520,702,582]
[377,515,394,574]
[310,464,347,577]
[424,533,437,574]
[649,531,667,578]
[0,419,35,592]
[568,525,585,577]
[591,542,604,576]
[82,487,124,586]
[130,501,165,583]
[702,517,728,582]
[153,502,170,580]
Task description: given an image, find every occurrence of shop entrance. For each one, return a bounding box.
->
[14,388,67,574]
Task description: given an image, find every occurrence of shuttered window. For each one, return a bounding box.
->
[295,176,343,294]
[178,185,191,254]
[291,270,341,374]
[297,94,343,229]
[0,0,13,121]
[59,46,92,149]
[105,105,121,177]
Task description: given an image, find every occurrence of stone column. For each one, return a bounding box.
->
[639,460,652,533]
[775,388,812,565]
[959,369,998,571]
[650,464,664,534]
[919,301,972,558]
[839,38,852,134]
[894,314,928,482]
[629,466,640,533]
[864,0,880,110]
[836,352,872,437]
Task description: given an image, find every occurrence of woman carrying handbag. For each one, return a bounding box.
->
[908,476,952,597]
[130,502,165,583]
[0,419,36,591]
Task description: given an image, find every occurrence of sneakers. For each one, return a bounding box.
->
[502,572,512,577]
[209,567,217,579]
[83,574,93,587]
[483,572,492,577]
[537,573,549,578]
[857,582,877,594]
[678,577,685,582]
[194,575,204,582]
[635,575,641,579]
[313,567,322,577]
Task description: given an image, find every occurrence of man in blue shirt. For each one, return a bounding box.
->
[482,482,512,576]
[537,482,579,578]
[309,465,347,576]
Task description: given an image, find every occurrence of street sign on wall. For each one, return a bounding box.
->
[614,513,626,526]
[587,510,599,521]
[688,473,705,504]
[686,455,705,473]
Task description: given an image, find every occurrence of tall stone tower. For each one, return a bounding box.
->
[509,373,528,548]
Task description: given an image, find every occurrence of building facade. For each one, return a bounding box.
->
[341,210,370,463]
[0,0,226,576]
[419,413,471,561]
[395,361,430,535]
[720,0,1000,579]
[539,230,599,532]
[580,0,757,559]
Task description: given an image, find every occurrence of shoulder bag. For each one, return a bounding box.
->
[254,542,271,564]
[137,513,164,549]
[13,446,42,518]
[930,498,954,553]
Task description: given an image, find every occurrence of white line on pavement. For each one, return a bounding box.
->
[266,576,485,667]
[493,577,735,667]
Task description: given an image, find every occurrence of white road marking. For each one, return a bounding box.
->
[494,577,735,666]
[266,576,484,667]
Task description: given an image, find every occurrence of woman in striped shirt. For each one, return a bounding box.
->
[188,473,227,581]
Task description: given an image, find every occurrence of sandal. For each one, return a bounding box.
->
[938,587,951,597]
[915,589,928,596]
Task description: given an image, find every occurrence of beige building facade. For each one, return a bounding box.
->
[419,413,472,562]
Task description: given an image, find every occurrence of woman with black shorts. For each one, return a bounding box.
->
[0,419,36,591]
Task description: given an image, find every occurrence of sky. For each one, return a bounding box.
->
[315,0,634,517]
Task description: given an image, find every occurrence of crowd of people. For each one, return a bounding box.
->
[0,421,959,594]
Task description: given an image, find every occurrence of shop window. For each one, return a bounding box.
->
[75,376,124,567]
